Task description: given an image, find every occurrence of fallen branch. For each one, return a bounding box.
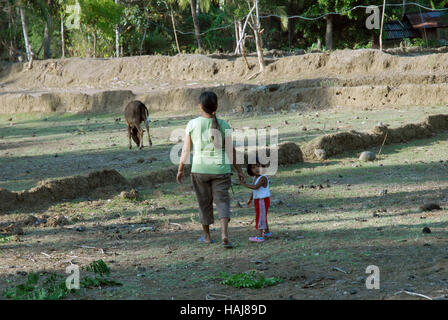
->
[169,222,182,229]
[377,132,388,156]
[206,293,231,300]
[247,71,261,80]
[394,290,433,300]
[332,266,349,274]
[41,252,52,258]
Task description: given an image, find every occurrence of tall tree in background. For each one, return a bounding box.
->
[178,0,212,51]
[79,0,123,57]
[19,2,32,61]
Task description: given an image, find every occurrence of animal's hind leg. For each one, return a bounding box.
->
[127,122,132,149]
[145,121,152,146]
[137,124,144,150]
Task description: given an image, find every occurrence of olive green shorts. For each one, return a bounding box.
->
[191,173,231,225]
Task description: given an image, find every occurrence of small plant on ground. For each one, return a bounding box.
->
[0,235,14,243]
[2,272,73,300]
[81,260,122,288]
[220,270,282,289]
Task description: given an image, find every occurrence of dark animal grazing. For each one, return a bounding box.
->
[124,100,152,150]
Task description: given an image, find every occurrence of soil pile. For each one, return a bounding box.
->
[303,114,448,160]
[0,169,129,213]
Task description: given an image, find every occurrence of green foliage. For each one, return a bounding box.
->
[2,260,120,300]
[2,273,73,300]
[220,270,283,289]
[81,259,122,288]
[2,0,448,59]
[0,235,14,243]
[83,259,111,276]
[79,0,123,38]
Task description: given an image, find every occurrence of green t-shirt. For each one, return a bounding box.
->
[186,116,232,174]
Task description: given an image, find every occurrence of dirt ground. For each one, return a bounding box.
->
[1,105,448,300]
[1,49,448,300]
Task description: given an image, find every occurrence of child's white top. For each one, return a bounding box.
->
[252,175,270,199]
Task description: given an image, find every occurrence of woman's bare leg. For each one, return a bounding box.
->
[220,218,230,244]
[202,224,212,243]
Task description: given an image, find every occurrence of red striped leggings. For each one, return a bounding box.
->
[254,197,270,230]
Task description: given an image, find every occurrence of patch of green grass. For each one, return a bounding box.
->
[0,235,14,243]
[220,270,283,289]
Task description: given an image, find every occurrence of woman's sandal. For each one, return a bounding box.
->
[198,236,215,244]
[221,241,233,249]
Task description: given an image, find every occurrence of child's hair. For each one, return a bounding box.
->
[200,91,223,149]
[247,157,262,176]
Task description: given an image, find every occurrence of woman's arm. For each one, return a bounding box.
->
[177,134,192,184]
[224,135,245,182]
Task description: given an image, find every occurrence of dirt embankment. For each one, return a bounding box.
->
[2,49,448,114]
[302,114,448,160]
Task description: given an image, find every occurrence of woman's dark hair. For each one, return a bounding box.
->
[200,91,223,149]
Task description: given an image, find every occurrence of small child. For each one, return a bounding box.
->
[241,160,271,243]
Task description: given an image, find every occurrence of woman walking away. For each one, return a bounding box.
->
[177,91,245,249]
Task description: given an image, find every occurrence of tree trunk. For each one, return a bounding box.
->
[325,14,333,51]
[317,38,322,50]
[20,7,31,61]
[254,0,264,71]
[234,20,240,54]
[115,0,119,57]
[171,6,181,54]
[43,21,51,59]
[380,0,386,51]
[61,11,65,58]
[140,27,147,56]
[93,30,97,58]
[288,18,295,49]
[253,26,265,72]
[190,0,202,51]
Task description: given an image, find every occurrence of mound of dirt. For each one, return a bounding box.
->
[245,142,304,166]
[0,169,130,213]
[130,165,191,187]
[0,223,24,235]
[120,189,139,200]
[46,215,70,227]
[420,203,442,212]
[303,114,448,160]
[4,50,448,114]
[20,215,38,226]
